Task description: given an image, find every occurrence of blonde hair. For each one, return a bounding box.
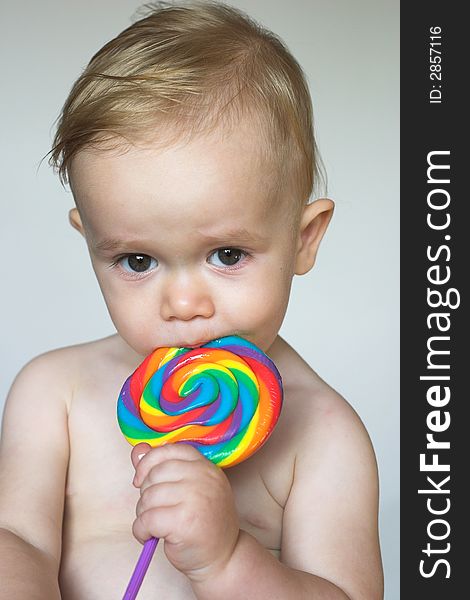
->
[48,0,325,205]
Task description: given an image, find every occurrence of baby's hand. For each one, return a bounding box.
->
[131,442,240,582]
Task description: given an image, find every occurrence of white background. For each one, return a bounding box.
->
[0,1,399,597]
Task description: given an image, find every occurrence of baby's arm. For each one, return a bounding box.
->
[0,352,71,599]
[279,394,384,599]
[189,392,383,600]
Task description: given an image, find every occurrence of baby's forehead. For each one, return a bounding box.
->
[70,121,284,214]
[70,136,297,251]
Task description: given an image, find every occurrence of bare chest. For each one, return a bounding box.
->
[58,378,292,599]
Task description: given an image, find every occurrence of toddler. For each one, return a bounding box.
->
[0,2,383,598]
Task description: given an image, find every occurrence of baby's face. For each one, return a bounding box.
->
[69,123,303,357]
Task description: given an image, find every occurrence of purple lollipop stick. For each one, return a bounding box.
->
[122,537,159,599]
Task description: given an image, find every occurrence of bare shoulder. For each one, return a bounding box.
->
[0,334,128,561]
[289,362,380,517]
[7,334,136,397]
[270,337,383,599]
[270,335,375,455]
[6,334,126,388]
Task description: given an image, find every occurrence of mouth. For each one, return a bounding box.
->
[180,340,211,349]
[169,333,239,350]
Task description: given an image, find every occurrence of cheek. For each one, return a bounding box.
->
[93,272,156,346]
[108,310,160,357]
[105,295,150,341]
[225,265,292,338]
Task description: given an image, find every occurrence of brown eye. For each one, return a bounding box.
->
[121,254,157,273]
[208,248,245,267]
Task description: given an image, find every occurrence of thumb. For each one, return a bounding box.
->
[131,442,152,469]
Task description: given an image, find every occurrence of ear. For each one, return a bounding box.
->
[294,198,334,275]
[68,207,85,237]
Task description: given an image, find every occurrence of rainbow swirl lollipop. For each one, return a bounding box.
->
[118,336,282,599]
[117,335,283,468]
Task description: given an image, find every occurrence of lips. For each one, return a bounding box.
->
[166,333,238,349]
[182,340,210,349]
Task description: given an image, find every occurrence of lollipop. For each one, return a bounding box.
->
[117,335,283,599]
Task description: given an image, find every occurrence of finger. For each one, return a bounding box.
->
[138,458,210,492]
[132,505,181,544]
[133,443,203,487]
[136,481,186,516]
[131,442,152,469]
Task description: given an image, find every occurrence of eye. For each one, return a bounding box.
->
[208,248,246,268]
[119,254,158,273]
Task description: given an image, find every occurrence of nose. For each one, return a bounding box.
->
[160,271,215,321]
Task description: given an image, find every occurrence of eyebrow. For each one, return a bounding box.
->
[93,238,140,253]
[194,227,267,244]
[93,228,266,253]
